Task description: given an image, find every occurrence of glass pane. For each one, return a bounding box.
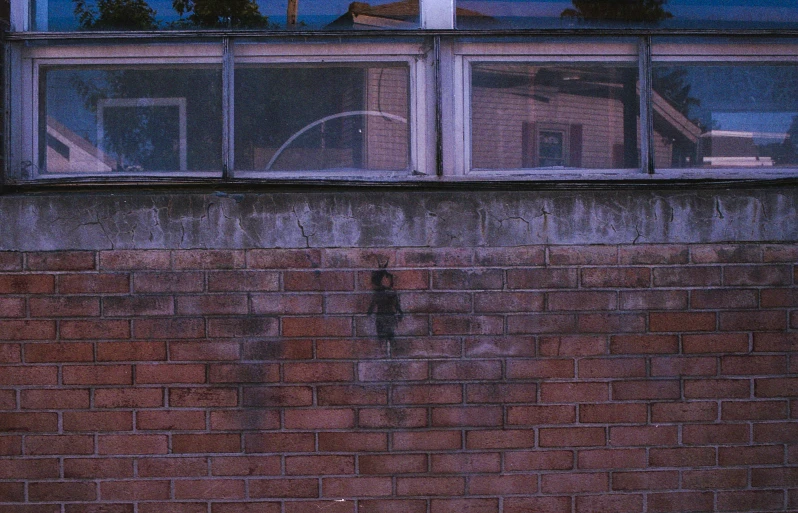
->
[235,64,410,172]
[470,63,640,170]
[652,64,798,169]
[456,0,798,30]
[33,0,418,31]
[40,66,222,174]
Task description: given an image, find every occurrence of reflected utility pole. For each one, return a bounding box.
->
[287,0,298,25]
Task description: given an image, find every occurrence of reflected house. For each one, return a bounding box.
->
[45,116,115,173]
[327,0,493,29]
[699,130,786,167]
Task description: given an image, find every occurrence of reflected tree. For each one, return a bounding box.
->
[172,0,269,28]
[73,0,157,29]
[561,0,672,23]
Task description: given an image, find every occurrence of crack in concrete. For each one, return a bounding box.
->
[292,207,313,248]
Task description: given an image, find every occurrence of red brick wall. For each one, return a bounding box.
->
[1,244,796,512]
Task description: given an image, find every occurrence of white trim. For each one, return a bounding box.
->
[422,0,455,29]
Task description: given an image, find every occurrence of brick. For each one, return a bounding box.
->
[0,459,59,478]
[283,317,351,337]
[25,435,94,455]
[432,406,502,427]
[432,269,503,290]
[682,469,747,489]
[504,450,573,471]
[475,246,545,266]
[650,357,717,377]
[691,245,761,263]
[0,320,56,340]
[174,341,242,361]
[580,403,647,424]
[762,243,798,262]
[579,358,645,378]
[539,427,606,447]
[691,289,758,310]
[173,434,241,453]
[285,408,355,429]
[620,245,688,264]
[507,405,575,425]
[0,252,22,271]
[548,291,617,311]
[30,296,100,317]
[0,274,54,294]
[63,411,133,431]
[401,292,472,313]
[170,387,238,407]
[318,432,387,452]
[0,366,57,385]
[582,267,650,288]
[21,389,90,409]
[177,294,248,315]
[431,360,501,380]
[98,434,168,455]
[358,361,428,382]
[390,338,461,358]
[0,298,25,317]
[286,455,355,475]
[539,335,607,356]
[652,267,721,287]
[506,268,578,289]
[25,342,94,362]
[504,497,571,513]
[63,364,133,385]
[284,271,354,291]
[647,492,714,513]
[0,343,21,363]
[140,503,206,513]
[174,479,246,499]
[650,402,717,423]
[284,362,353,382]
[609,425,678,446]
[722,355,786,375]
[358,500,426,513]
[575,495,644,513]
[719,310,786,331]
[0,412,58,432]
[58,273,130,294]
[684,379,750,399]
[753,421,798,443]
[64,458,134,479]
[649,447,715,467]
[541,472,608,493]
[0,436,22,456]
[103,295,174,316]
[359,454,427,474]
[430,498,500,513]
[137,457,209,478]
[432,315,503,335]
[95,387,163,408]
[718,444,783,466]
[619,290,688,310]
[318,385,387,406]
[392,384,462,404]
[396,477,464,496]
[509,358,574,379]
[356,269,430,291]
[756,377,798,397]
[252,293,323,314]
[508,314,577,334]
[100,250,171,270]
[467,383,536,404]
[723,265,792,286]
[134,272,204,292]
[27,251,95,271]
[430,453,500,474]
[683,333,749,354]
[323,477,393,497]
[97,341,166,361]
[682,423,749,445]
[541,382,608,403]
[322,248,397,268]
[211,456,281,476]
[549,246,617,265]
[28,481,96,502]
[61,319,130,339]
[210,410,280,431]
[283,502,349,513]
[137,410,206,430]
[173,250,245,270]
[248,249,322,269]
[612,470,679,491]
[137,363,207,384]
[392,431,461,451]
[650,312,715,332]
[396,248,473,267]
[358,407,427,428]
[134,318,205,339]
[209,271,280,292]
[578,313,646,333]
[248,478,318,498]
[577,448,646,469]
[717,490,785,512]
[751,466,798,486]
[210,363,279,384]
[242,386,313,408]
[0,389,16,409]
[612,380,681,400]
[761,288,798,307]
[100,480,171,500]
[464,336,536,358]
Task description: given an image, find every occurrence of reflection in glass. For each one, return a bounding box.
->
[32,0,418,30]
[40,67,222,173]
[235,64,410,172]
[652,64,798,168]
[470,63,639,170]
[456,0,798,29]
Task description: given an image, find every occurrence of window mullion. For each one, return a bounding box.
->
[639,35,654,174]
[223,36,234,179]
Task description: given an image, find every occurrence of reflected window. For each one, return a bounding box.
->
[470,63,639,170]
[235,64,410,172]
[40,66,223,174]
[652,64,798,168]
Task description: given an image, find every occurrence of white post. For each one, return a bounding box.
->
[421,0,454,29]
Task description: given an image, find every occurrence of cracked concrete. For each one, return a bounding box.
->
[0,188,796,251]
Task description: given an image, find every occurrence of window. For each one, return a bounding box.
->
[5,0,798,184]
